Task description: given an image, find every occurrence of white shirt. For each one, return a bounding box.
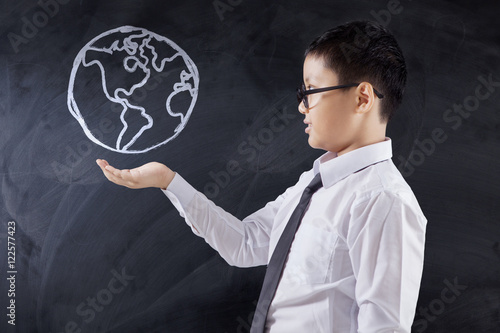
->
[163,137,427,333]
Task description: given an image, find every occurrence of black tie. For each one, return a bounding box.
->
[250,173,323,333]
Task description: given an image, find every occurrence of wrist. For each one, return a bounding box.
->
[161,168,175,190]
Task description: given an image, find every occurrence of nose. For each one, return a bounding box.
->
[298,100,308,114]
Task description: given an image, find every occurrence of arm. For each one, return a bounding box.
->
[347,191,427,332]
[96,159,289,267]
[164,173,290,267]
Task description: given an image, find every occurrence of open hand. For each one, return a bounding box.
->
[96,159,175,190]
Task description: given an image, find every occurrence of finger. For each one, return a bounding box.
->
[97,161,123,183]
[96,159,110,171]
[105,172,135,188]
[103,164,126,175]
[107,168,142,189]
[96,159,104,169]
[104,165,129,180]
[99,163,126,183]
[101,168,124,184]
[115,166,144,184]
[95,160,134,187]
[96,160,117,182]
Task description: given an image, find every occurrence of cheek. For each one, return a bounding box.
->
[317,110,340,132]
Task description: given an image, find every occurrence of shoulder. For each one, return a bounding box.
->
[348,160,426,221]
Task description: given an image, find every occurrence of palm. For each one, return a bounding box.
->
[96,159,173,189]
[129,162,167,187]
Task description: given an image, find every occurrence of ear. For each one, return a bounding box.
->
[355,82,376,115]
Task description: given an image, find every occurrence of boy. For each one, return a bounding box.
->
[97,21,427,332]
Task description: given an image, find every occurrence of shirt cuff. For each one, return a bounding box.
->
[161,173,203,235]
[161,173,196,207]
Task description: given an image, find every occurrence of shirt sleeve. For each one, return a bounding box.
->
[162,173,290,268]
[347,190,427,332]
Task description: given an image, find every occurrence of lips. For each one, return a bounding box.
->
[304,120,311,134]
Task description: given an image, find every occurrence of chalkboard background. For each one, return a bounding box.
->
[1,0,499,332]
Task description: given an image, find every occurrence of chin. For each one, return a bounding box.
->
[307,137,326,151]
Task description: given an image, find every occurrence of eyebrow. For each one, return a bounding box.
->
[304,76,317,84]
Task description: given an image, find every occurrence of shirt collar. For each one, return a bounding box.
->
[312,137,393,188]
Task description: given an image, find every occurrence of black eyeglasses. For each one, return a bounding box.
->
[296,83,384,108]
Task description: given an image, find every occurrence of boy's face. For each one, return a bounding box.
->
[300,55,365,156]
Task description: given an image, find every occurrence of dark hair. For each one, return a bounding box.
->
[305,21,407,123]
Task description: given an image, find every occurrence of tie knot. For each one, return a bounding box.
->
[306,173,323,193]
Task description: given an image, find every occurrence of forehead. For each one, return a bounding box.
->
[303,55,338,84]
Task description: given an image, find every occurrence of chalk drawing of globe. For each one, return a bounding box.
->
[67,26,199,153]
